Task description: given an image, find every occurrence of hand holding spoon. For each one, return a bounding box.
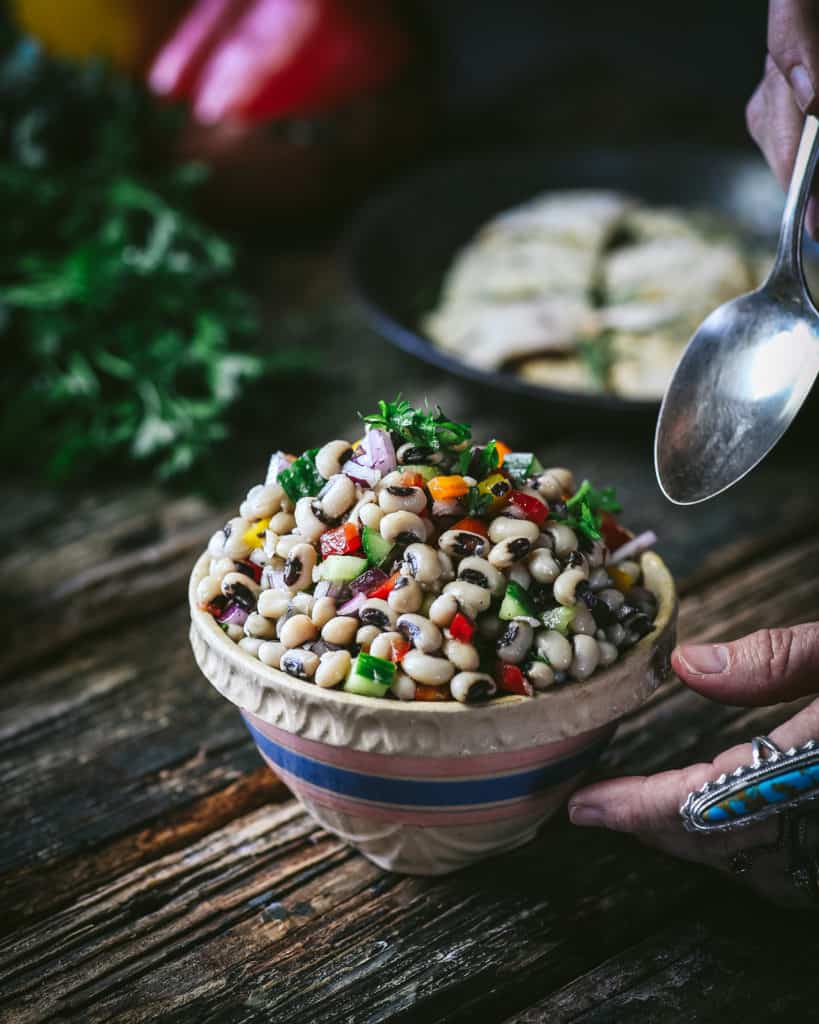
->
[655,115,819,505]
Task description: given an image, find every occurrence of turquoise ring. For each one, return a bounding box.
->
[680,736,819,833]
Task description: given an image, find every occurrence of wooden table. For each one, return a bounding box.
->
[2,262,819,1023]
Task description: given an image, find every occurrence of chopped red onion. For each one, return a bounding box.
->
[217,602,248,626]
[360,428,396,475]
[341,459,381,487]
[338,592,367,616]
[350,567,388,596]
[609,530,657,565]
[265,450,293,485]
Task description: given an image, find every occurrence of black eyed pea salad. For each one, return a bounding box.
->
[198,398,659,704]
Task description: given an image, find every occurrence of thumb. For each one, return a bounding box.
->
[768,0,819,114]
[673,623,819,706]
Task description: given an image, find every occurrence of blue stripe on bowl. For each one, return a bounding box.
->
[243,715,608,808]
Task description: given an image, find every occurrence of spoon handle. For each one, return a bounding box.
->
[773,114,819,283]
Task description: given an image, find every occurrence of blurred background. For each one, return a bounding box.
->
[0,0,772,499]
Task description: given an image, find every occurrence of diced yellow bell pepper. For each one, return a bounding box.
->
[609,564,639,594]
[477,472,511,510]
[242,518,269,550]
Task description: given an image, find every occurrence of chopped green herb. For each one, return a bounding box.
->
[465,486,492,517]
[554,479,622,541]
[278,448,324,502]
[362,396,471,451]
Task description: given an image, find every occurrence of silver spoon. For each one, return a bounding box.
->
[655,115,819,505]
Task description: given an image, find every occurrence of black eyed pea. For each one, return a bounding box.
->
[369,631,404,661]
[598,640,619,666]
[450,671,497,704]
[207,528,228,557]
[569,604,596,636]
[613,559,641,588]
[294,496,329,543]
[263,530,280,559]
[279,613,318,649]
[403,542,441,584]
[443,579,492,619]
[570,635,600,681]
[239,636,264,657]
[535,629,572,671]
[245,481,284,519]
[258,640,286,667]
[276,534,302,559]
[221,571,261,606]
[606,622,627,647]
[244,612,278,640]
[315,649,351,689]
[280,648,320,680]
[528,548,560,584]
[223,517,254,560]
[290,592,315,615]
[209,556,236,582]
[380,510,426,545]
[257,588,291,619]
[396,442,440,465]
[311,596,337,629]
[282,542,317,592]
[432,498,465,519]
[248,548,267,568]
[496,620,534,664]
[390,671,417,701]
[359,598,397,630]
[437,550,455,583]
[316,439,354,479]
[586,539,608,569]
[388,575,423,614]
[487,536,532,570]
[545,522,578,558]
[457,556,505,596]
[488,516,540,545]
[356,624,381,652]
[428,592,458,628]
[537,467,575,501]
[598,587,625,612]
[588,567,612,591]
[223,623,245,642]
[478,613,504,641]
[396,613,443,653]
[196,574,222,607]
[358,502,384,531]
[443,637,480,671]
[321,615,359,646]
[269,510,296,535]
[402,649,455,686]
[553,567,588,607]
[525,661,555,690]
[379,485,427,515]
[508,564,532,590]
[319,474,356,519]
[438,529,489,559]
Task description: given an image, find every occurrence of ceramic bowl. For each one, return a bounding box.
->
[189,551,677,875]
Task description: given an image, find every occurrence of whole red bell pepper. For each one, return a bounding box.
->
[150,0,413,123]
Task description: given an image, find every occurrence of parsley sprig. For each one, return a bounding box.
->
[553,480,622,541]
[362,397,471,452]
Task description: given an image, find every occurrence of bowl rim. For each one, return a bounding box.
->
[189,548,677,749]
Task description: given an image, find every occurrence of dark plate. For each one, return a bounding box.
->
[343,145,797,415]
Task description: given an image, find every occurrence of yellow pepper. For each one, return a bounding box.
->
[477,472,511,510]
[428,475,469,501]
[12,0,187,74]
[242,518,269,551]
[609,564,639,594]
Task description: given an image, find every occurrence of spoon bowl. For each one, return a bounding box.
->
[656,116,819,504]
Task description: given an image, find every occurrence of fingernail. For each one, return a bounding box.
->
[678,643,729,675]
[568,803,605,827]
[790,64,815,112]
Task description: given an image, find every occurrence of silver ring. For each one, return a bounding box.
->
[680,735,819,833]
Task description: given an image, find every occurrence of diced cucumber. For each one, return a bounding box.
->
[499,580,537,621]
[342,652,396,697]
[362,526,394,566]
[315,555,369,583]
[541,606,575,635]
[503,452,542,485]
[400,464,438,481]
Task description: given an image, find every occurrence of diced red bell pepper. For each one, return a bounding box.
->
[320,522,362,559]
[450,517,489,537]
[387,636,410,663]
[395,472,425,488]
[367,572,400,600]
[495,662,534,697]
[449,612,475,644]
[600,512,631,552]
[507,491,549,527]
[234,559,263,583]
